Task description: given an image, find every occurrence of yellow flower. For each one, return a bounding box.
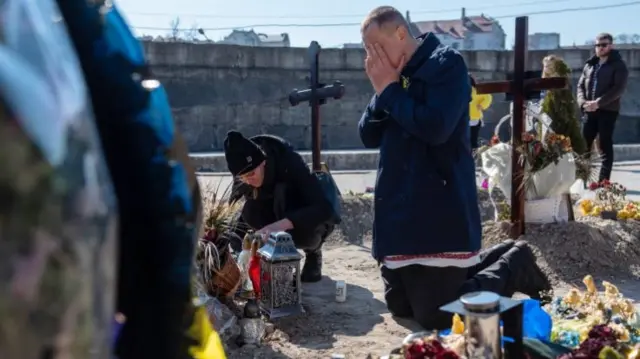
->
[580,200,594,215]
[618,210,631,220]
[451,314,465,334]
[628,345,640,359]
[579,327,589,342]
[591,206,602,216]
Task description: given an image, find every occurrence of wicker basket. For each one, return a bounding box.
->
[205,251,241,298]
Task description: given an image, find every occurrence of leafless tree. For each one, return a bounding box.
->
[183,22,200,41]
[169,17,181,41]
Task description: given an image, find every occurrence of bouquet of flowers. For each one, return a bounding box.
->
[591,180,627,210]
[519,132,572,173]
[547,275,640,358]
[480,129,577,205]
[557,325,640,359]
[579,181,639,220]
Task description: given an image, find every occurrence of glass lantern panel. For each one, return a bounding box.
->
[259,260,272,309]
[271,262,300,309]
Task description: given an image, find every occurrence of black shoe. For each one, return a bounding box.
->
[301,250,322,283]
[504,241,553,303]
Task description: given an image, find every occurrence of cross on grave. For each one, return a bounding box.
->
[289,41,345,171]
[474,17,568,239]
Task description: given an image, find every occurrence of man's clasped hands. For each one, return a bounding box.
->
[583,100,599,112]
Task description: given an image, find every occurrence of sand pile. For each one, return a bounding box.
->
[328,190,507,246]
[482,217,640,285]
[332,191,640,287]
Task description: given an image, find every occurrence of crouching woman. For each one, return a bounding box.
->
[224,131,336,282]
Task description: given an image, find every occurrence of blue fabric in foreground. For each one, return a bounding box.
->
[439,299,552,344]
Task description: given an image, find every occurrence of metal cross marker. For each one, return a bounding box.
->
[474,17,568,238]
[289,41,345,171]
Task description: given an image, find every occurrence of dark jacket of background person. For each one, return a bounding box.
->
[577,50,628,113]
[230,135,333,248]
[358,33,481,261]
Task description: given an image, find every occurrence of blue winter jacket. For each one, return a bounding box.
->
[358,33,481,261]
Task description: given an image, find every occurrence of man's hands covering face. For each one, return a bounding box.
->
[365,43,406,95]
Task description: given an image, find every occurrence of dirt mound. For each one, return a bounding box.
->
[482,218,640,285]
[327,195,374,246]
[328,190,508,246]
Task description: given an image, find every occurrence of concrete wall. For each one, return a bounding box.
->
[142,41,640,152]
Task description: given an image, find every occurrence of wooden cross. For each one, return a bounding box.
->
[474,17,568,238]
[289,41,345,171]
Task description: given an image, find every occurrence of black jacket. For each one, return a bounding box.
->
[577,49,628,112]
[229,135,333,237]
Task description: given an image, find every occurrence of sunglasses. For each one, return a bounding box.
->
[595,43,610,48]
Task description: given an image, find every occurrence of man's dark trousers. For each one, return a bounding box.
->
[381,241,514,330]
[583,109,618,181]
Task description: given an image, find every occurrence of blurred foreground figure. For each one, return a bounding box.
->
[0,0,118,357]
[54,0,226,358]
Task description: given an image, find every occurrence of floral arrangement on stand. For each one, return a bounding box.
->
[477,131,574,174]
[478,129,582,223]
[579,180,640,220]
[518,132,575,192]
[547,275,640,358]
[520,132,571,170]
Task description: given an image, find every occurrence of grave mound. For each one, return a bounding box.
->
[332,193,640,287]
[483,218,640,286]
[329,191,508,246]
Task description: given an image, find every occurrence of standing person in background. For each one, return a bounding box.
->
[468,74,492,150]
[577,32,629,182]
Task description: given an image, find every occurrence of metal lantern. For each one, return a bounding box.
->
[440,291,523,359]
[256,231,304,318]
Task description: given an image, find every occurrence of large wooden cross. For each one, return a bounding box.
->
[475,17,568,238]
[289,41,345,171]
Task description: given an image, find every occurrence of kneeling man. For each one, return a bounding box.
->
[358,6,552,330]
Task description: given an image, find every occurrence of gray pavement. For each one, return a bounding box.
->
[198,162,640,201]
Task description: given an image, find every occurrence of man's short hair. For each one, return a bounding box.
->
[361,6,410,34]
[596,33,614,43]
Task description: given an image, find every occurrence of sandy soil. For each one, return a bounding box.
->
[213,192,640,358]
[227,242,417,359]
[225,235,640,359]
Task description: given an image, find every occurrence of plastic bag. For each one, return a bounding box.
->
[507,102,553,140]
[522,299,553,341]
[196,295,237,335]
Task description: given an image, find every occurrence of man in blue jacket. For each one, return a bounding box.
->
[359,6,552,330]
